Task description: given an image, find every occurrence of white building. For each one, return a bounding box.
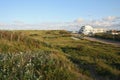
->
[79,25,105,35]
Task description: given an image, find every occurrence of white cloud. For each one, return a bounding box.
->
[0,16,120,30]
[102,16,120,22]
[86,16,120,30]
[74,18,84,23]
[102,16,116,21]
[90,20,112,27]
[13,20,25,24]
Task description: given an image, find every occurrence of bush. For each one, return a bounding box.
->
[0,51,78,80]
[94,33,120,41]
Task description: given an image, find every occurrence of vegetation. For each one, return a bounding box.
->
[0,51,80,80]
[0,30,120,80]
[94,33,120,41]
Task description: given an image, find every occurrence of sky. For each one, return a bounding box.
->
[0,0,120,30]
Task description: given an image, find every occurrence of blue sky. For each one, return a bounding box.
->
[0,0,119,23]
[0,0,120,30]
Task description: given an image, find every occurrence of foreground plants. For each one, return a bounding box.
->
[0,51,79,80]
[0,30,120,80]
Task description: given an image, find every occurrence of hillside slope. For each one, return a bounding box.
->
[0,30,120,80]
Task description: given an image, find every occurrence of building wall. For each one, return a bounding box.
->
[79,25,105,35]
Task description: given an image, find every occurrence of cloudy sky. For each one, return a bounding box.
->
[0,0,120,30]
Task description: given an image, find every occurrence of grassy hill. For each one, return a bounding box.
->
[0,30,120,80]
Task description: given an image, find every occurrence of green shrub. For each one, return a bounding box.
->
[0,51,78,80]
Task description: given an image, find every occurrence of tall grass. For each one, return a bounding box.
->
[0,31,54,52]
[0,30,120,80]
[0,51,79,80]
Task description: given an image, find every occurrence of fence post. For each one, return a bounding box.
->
[10,32,13,41]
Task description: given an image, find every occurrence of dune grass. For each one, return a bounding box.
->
[0,30,120,80]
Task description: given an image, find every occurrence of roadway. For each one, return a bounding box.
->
[84,37,120,47]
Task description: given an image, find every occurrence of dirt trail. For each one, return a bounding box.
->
[71,37,80,40]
